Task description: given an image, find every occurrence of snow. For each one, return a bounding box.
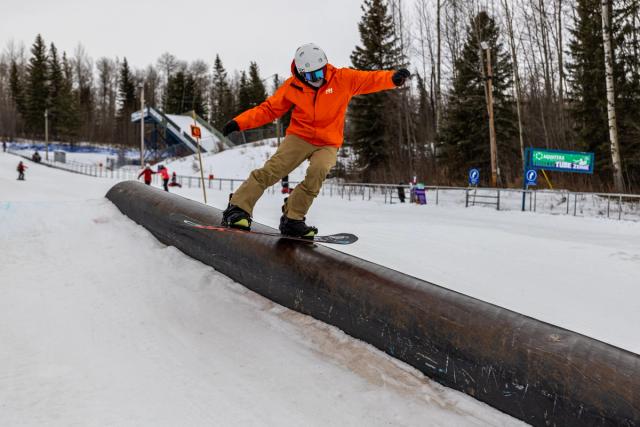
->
[165,185,640,355]
[166,139,309,181]
[0,151,526,425]
[161,142,640,355]
[165,113,224,153]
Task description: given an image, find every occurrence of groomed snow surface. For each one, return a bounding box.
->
[165,143,640,356]
[1,152,528,426]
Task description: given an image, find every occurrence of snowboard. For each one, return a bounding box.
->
[171,214,358,245]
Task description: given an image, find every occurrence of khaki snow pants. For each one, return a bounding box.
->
[230,134,338,220]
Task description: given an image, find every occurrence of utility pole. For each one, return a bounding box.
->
[44,108,49,161]
[139,83,145,168]
[481,42,499,187]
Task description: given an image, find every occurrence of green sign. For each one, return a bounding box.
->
[528,148,594,174]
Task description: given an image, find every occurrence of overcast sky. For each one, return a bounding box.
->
[2,0,365,81]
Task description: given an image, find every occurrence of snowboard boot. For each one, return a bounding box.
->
[221,203,252,231]
[279,215,318,240]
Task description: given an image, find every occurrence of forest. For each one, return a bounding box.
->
[0,0,638,192]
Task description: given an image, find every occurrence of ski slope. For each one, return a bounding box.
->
[166,139,309,181]
[165,113,225,153]
[0,152,526,425]
[161,141,640,355]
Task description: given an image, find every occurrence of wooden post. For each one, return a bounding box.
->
[483,44,499,187]
[192,111,207,204]
[140,84,145,168]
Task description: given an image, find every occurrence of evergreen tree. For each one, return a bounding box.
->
[9,60,26,117]
[164,71,206,116]
[25,34,49,135]
[348,0,402,181]
[59,52,79,138]
[117,58,137,146]
[236,71,252,114]
[567,0,609,178]
[566,0,640,189]
[247,61,267,108]
[117,58,136,117]
[190,72,207,118]
[164,70,186,114]
[439,11,518,183]
[48,43,64,138]
[210,54,234,129]
[273,73,292,131]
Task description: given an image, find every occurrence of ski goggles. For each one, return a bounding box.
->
[303,67,326,83]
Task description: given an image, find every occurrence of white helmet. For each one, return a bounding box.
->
[145,163,151,168]
[294,43,328,74]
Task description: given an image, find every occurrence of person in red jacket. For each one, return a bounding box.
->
[17,161,27,180]
[158,165,170,192]
[221,43,410,238]
[137,163,155,185]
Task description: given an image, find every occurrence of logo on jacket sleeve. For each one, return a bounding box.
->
[325,87,334,95]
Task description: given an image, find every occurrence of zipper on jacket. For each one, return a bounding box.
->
[312,90,319,141]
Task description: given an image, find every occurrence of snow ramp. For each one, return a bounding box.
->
[106,181,639,427]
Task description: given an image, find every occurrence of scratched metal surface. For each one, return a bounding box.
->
[106,181,640,427]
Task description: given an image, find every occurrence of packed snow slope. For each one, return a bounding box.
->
[164,143,640,355]
[0,152,525,425]
[166,139,309,181]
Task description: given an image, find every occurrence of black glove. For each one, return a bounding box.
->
[222,120,239,136]
[392,68,411,86]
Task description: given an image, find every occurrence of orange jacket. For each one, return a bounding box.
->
[233,64,396,147]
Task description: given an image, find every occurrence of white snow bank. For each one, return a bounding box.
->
[165,139,309,181]
[172,184,640,356]
[0,151,524,426]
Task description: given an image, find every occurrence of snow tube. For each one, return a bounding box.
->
[106,181,639,427]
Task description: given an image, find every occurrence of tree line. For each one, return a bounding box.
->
[0,41,270,147]
[0,0,638,192]
[348,0,639,192]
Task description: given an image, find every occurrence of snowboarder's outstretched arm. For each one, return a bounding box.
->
[344,68,411,96]
[233,83,294,132]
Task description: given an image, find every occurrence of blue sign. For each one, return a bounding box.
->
[468,168,480,186]
[525,169,538,186]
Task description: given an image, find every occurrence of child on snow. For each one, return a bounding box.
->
[168,172,182,188]
[16,161,27,180]
[414,183,427,205]
[158,165,170,192]
[137,163,155,186]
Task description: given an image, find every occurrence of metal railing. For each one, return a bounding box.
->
[8,149,640,222]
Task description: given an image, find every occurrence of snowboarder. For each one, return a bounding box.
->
[137,163,155,186]
[16,161,27,180]
[220,43,411,238]
[169,172,182,188]
[2,141,6,152]
[158,165,170,192]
